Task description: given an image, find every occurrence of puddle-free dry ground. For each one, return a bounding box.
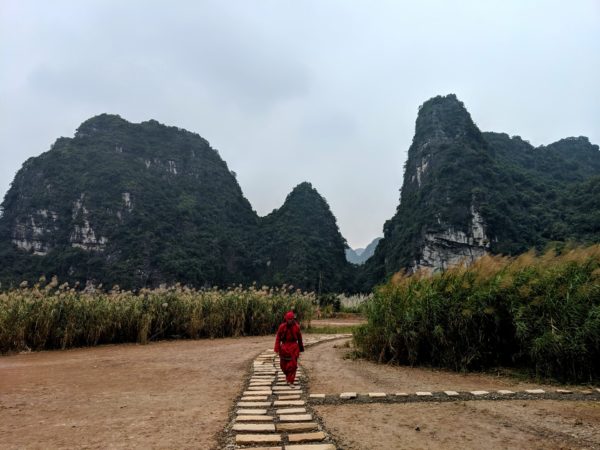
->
[1,325,599,449]
[303,338,600,449]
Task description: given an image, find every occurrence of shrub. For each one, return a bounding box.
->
[354,245,600,383]
[0,282,314,353]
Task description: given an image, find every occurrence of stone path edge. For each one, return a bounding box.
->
[308,391,600,406]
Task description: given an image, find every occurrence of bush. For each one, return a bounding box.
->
[354,245,600,383]
[0,281,314,353]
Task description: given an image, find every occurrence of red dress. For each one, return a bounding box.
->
[274,318,304,384]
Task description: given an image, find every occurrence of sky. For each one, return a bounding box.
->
[1,1,599,249]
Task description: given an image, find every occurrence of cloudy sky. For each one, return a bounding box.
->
[1,1,599,248]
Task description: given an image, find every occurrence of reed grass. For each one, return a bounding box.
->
[0,281,314,353]
[354,245,600,383]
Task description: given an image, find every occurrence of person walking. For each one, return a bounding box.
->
[274,310,304,387]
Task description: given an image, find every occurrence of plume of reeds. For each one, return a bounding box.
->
[0,283,314,353]
[354,244,600,382]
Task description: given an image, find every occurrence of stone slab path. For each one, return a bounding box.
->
[222,333,600,449]
[222,334,350,450]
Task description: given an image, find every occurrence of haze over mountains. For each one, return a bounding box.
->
[1,95,598,292]
[345,238,382,265]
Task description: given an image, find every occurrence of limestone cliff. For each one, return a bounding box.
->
[366,94,493,280]
[362,94,600,289]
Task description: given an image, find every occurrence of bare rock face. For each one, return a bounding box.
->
[414,205,490,272]
[69,195,108,252]
[0,114,353,292]
[368,94,495,280]
[0,114,260,288]
[11,209,59,256]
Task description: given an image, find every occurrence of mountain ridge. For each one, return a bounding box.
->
[0,116,352,291]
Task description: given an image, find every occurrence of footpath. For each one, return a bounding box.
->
[222,334,600,449]
[222,334,350,450]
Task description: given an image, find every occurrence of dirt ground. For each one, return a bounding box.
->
[0,336,273,450]
[304,338,600,449]
[2,330,599,450]
[302,339,565,393]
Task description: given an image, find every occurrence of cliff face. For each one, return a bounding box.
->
[368,95,493,279]
[0,114,259,288]
[0,115,355,291]
[362,94,600,289]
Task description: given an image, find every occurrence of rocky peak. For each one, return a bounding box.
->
[75,114,129,138]
[413,94,481,147]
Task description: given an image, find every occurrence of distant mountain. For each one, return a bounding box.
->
[345,237,382,265]
[0,115,353,291]
[2,98,598,293]
[256,182,352,292]
[362,94,600,289]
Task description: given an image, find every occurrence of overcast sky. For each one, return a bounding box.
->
[1,1,599,248]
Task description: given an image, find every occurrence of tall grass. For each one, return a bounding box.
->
[0,281,314,353]
[354,245,600,383]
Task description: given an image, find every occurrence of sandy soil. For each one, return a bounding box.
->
[315,401,600,450]
[2,331,598,450]
[303,338,572,393]
[304,339,600,449]
[0,337,273,450]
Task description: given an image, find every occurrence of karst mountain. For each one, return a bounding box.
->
[1,96,598,291]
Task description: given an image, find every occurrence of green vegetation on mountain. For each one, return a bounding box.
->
[361,95,600,290]
[255,182,351,293]
[0,115,352,291]
[1,96,599,293]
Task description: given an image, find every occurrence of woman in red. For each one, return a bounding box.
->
[274,311,304,386]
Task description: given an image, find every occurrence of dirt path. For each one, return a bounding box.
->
[302,338,581,393]
[0,337,272,449]
[303,338,600,449]
[2,333,599,450]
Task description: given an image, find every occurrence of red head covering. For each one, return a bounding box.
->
[284,311,295,321]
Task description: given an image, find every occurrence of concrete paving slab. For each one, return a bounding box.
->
[236,447,281,450]
[236,415,275,421]
[235,434,281,444]
[470,391,489,396]
[525,389,545,394]
[237,408,268,415]
[238,401,272,407]
[287,431,327,443]
[340,392,357,399]
[285,443,335,450]
[273,400,305,406]
[233,423,276,432]
[276,407,307,414]
[416,392,432,396]
[276,422,319,432]
[279,414,313,422]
